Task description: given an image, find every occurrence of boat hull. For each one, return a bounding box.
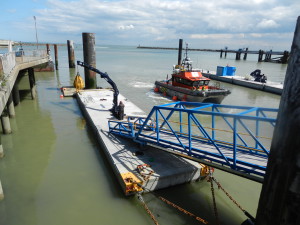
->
[155,81,230,104]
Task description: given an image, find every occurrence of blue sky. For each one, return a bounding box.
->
[1,0,299,50]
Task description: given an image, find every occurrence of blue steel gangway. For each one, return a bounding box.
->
[108,102,278,182]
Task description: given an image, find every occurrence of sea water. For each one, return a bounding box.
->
[0,44,286,225]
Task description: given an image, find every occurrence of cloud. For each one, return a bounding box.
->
[6,0,299,49]
[257,19,279,29]
[119,25,134,30]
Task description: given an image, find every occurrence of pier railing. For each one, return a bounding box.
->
[0,49,48,83]
[0,52,16,77]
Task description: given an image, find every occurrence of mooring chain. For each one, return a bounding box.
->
[209,170,220,225]
[158,196,209,224]
[212,177,256,222]
[137,193,160,225]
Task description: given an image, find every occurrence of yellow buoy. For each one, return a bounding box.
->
[73,72,84,92]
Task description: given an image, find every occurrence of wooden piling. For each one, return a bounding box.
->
[54,44,58,70]
[28,68,36,100]
[281,51,289,64]
[178,39,183,65]
[67,40,75,68]
[220,49,223,58]
[46,44,50,55]
[243,48,248,60]
[82,33,96,89]
[255,16,300,225]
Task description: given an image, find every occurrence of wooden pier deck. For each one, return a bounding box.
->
[76,89,207,195]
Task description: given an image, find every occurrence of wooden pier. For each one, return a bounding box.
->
[137,46,289,63]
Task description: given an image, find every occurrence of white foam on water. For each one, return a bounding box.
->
[130,81,154,88]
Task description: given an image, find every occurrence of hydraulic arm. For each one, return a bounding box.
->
[77,61,122,119]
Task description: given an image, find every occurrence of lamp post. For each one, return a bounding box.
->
[33,16,39,49]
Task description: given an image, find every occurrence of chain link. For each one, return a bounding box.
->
[209,173,220,225]
[158,196,209,224]
[212,177,244,211]
[137,193,160,225]
[212,177,255,222]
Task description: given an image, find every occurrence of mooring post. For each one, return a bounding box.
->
[220,49,223,58]
[67,40,75,68]
[243,48,248,60]
[1,110,12,134]
[54,44,58,70]
[46,43,50,55]
[28,67,36,99]
[255,16,300,225]
[82,33,96,89]
[7,93,15,118]
[225,47,228,58]
[258,50,264,62]
[281,50,289,64]
[178,39,183,65]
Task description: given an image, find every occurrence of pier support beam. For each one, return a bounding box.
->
[67,40,75,68]
[82,33,97,89]
[0,134,3,158]
[28,68,36,100]
[220,49,223,58]
[1,110,12,134]
[12,81,20,106]
[54,44,59,70]
[255,16,300,225]
[7,94,15,118]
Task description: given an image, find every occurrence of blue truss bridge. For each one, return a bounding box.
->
[108,102,278,182]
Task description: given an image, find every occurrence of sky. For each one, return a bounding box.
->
[1,0,299,50]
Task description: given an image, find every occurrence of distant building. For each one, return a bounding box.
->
[0,40,15,47]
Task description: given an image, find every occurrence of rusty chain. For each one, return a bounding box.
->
[209,170,220,225]
[212,177,256,222]
[158,196,209,224]
[137,193,160,225]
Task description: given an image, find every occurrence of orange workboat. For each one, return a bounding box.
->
[155,41,231,103]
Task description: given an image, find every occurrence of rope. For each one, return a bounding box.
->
[137,193,160,225]
[209,170,220,225]
[212,177,256,222]
[158,196,209,224]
